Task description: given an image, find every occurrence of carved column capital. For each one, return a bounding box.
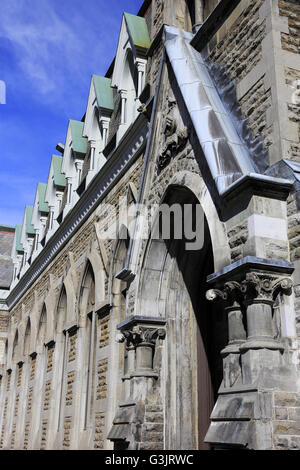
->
[207,272,293,307]
[117,317,166,380]
[207,269,293,353]
[206,280,243,305]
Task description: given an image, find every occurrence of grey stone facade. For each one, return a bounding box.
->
[0,0,300,450]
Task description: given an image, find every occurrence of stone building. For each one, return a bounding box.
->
[0,0,300,450]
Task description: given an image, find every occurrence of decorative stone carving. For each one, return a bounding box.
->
[241,273,293,303]
[207,271,293,353]
[118,325,166,377]
[118,325,166,348]
[158,92,188,170]
[117,317,166,385]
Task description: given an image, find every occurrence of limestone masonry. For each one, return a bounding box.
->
[0,0,300,450]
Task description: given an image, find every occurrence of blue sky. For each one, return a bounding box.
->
[0,0,142,226]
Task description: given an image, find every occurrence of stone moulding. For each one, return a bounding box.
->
[6,115,148,311]
[117,316,167,331]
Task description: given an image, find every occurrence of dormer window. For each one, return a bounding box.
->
[111,13,151,143]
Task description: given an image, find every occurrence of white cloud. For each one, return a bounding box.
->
[0,0,83,96]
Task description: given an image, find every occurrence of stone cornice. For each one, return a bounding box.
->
[7,114,148,311]
[117,316,167,331]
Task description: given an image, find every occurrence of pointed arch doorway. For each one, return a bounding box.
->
[139,185,227,450]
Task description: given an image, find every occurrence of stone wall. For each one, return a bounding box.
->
[273,391,300,449]
[0,144,144,449]
[279,0,300,54]
[285,66,300,161]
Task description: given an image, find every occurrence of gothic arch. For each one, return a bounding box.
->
[12,330,19,365]
[23,318,31,356]
[56,285,67,334]
[108,224,130,302]
[79,261,96,323]
[61,267,78,328]
[36,305,47,352]
[165,171,230,271]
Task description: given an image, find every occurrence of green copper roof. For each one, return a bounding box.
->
[15,225,24,253]
[93,75,114,112]
[37,183,49,214]
[52,154,66,188]
[25,206,35,236]
[124,13,151,50]
[69,120,88,155]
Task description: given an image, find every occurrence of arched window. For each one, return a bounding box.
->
[56,286,67,334]
[138,186,228,449]
[4,340,8,364]
[37,306,47,349]
[12,331,18,364]
[56,286,68,437]
[110,228,130,400]
[80,263,96,430]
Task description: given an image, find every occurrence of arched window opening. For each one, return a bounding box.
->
[111,229,130,400]
[80,263,97,430]
[56,287,67,334]
[56,286,68,435]
[139,186,227,450]
[24,319,31,356]
[37,306,47,349]
[4,339,8,363]
[112,227,130,300]
[12,331,18,364]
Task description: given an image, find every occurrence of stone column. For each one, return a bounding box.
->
[75,160,83,187]
[109,317,166,448]
[136,61,146,98]
[120,90,128,125]
[34,229,40,252]
[48,206,55,231]
[66,177,72,205]
[40,216,47,241]
[55,192,63,212]
[239,273,292,352]
[89,141,96,171]
[207,268,293,387]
